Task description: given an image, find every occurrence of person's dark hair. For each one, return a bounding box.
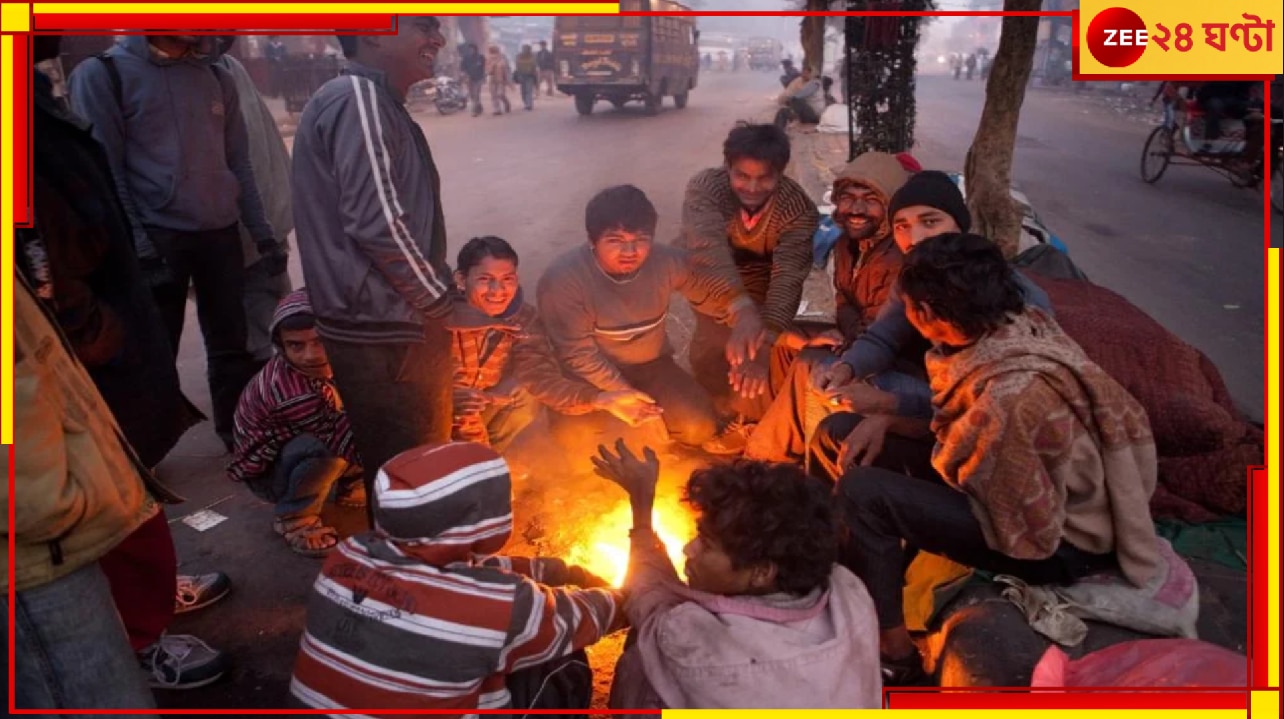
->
[457,235,520,275]
[898,232,1025,339]
[722,123,791,173]
[336,34,358,59]
[684,460,839,596]
[273,313,317,346]
[584,185,658,242]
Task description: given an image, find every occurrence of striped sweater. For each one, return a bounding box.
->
[675,167,819,332]
[452,299,601,444]
[536,244,749,393]
[228,355,358,483]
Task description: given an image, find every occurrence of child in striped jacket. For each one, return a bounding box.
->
[290,442,624,716]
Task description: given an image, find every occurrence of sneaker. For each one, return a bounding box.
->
[139,633,229,689]
[174,571,231,614]
[701,417,754,456]
[880,651,930,686]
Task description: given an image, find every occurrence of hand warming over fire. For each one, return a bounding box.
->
[594,389,663,427]
[591,439,660,530]
[453,386,491,416]
[724,306,766,367]
[729,356,769,399]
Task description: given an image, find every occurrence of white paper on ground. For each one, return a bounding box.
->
[182,509,229,532]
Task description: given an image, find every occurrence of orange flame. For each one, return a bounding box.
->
[564,493,695,587]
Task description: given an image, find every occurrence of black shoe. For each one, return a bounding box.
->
[881,652,931,686]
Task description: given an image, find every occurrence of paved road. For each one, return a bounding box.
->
[155,69,1261,711]
[910,73,1266,422]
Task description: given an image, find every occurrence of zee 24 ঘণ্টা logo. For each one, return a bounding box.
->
[1085,5,1275,68]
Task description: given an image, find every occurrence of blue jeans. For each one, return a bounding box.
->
[519,77,536,109]
[8,561,156,712]
[248,434,350,520]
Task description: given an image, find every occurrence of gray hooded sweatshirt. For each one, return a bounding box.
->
[68,36,274,261]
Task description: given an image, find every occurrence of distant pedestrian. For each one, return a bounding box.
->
[461,42,486,116]
[515,43,537,111]
[487,44,513,115]
[536,39,556,96]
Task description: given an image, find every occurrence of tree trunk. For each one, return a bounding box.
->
[800,0,829,72]
[963,0,1041,259]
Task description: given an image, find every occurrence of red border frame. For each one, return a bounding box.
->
[4,2,1275,715]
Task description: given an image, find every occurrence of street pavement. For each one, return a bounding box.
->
[154,70,1258,711]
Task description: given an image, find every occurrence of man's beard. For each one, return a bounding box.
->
[839,212,881,243]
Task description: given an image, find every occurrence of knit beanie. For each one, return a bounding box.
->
[887,170,972,233]
[373,442,513,555]
[269,288,314,341]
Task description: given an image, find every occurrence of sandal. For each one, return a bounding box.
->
[272,516,338,557]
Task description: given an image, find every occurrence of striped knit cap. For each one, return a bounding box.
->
[372,442,513,560]
[268,288,314,341]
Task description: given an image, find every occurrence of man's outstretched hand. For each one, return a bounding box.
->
[591,439,660,518]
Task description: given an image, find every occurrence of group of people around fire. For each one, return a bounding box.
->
[14,15,1183,715]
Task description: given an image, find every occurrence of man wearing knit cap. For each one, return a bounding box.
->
[887,170,972,253]
[809,172,1055,476]
[229,289,363,557]
[742,151,919,462]
[291,442,623,713]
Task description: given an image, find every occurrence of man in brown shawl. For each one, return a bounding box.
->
[826,233,1162,686]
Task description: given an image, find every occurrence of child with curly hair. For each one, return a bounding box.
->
[594,440,881,709]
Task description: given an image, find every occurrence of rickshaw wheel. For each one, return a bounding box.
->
[1140,126,1174,184]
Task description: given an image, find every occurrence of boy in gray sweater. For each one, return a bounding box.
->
[537,186,763,467]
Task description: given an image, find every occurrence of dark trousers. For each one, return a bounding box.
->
[506,649,593,715]
[481,388,542,453]
[519,76,536,109]
[466,77,485,114]
[773,97,821,128]
[98,512,177,652]
[247,434,352,520]
[807,411,939,483]
[147,224,255,443]
[548,355,717,472]
[809,412,1117,630]
[322,328,453,526]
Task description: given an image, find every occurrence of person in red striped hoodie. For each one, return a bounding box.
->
[229,289,364,557]
[290,442,624,715]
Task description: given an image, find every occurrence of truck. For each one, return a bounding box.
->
[553,0,700,115]
[747,37,782,71]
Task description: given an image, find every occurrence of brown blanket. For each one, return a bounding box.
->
[1027,274,1259,521]
[928,308,1161,587]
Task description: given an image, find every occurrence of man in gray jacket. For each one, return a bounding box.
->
[293,17,502,523]
[69,34,284,450]
[215,37,295,369]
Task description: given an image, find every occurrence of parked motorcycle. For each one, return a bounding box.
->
[431,76,468,115]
